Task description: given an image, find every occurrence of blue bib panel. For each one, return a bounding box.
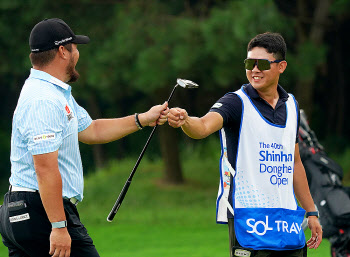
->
[234,206,306,250]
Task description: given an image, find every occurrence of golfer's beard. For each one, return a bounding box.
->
[66,58,80,83]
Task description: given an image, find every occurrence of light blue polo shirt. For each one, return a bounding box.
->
[10,68,92,201]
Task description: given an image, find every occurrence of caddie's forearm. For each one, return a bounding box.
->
[181,116,209,139]
[293,160,317,212]
[181,112,223,139]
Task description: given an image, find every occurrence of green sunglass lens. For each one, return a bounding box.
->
[244,59,271,70]
[244,59,256,70]
[257,60,270,70]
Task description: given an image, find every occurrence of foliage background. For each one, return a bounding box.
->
[0,0,349,182]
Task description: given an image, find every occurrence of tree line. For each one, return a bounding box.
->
[0,0,349,183]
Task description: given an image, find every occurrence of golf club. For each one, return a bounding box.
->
[107,78,199,222]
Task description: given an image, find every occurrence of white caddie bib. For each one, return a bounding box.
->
[215,87,305,250]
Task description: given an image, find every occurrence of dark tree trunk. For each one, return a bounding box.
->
[294,0,332,117]
[88,92,106,169]
[334,36,345,136]
[158,124,184,184]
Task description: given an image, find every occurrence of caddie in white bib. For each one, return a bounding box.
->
[216,87,306,250]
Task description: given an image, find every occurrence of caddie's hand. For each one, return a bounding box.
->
[139,102,169,127]
[49,228,71,257]
[167,108,188,128]
[306,217,322,249]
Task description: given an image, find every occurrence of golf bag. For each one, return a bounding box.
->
[299,110,350,257]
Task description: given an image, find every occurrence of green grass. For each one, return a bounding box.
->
[0,156,332,256]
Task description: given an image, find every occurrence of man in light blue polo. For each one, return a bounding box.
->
[0,18,169,257]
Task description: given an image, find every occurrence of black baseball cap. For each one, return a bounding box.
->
[29,18,90,53]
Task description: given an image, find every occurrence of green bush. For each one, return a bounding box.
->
[330,147,350,185]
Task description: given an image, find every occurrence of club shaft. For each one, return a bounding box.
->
[166,84,178,103]
[107,84,178,222]
[125,82,177,182]
[107,180,130,222]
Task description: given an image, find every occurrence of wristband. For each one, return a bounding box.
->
[51,220,67,228]
[306,211,319,218]
[135,113,143,130]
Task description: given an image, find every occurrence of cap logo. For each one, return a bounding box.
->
[30,18,89,53]
[54,37,72,45]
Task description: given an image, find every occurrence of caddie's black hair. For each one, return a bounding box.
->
[247,32,287,60]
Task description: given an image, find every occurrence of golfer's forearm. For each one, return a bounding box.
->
[82,116,139,144]
[37,171,66,223]
[33,151,66,223]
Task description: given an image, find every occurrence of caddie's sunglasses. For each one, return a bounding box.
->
[244,58,283,71]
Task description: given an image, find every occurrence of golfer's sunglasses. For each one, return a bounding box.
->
[244,58,283,71]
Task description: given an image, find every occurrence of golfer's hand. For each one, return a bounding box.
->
[140,102,169,127]
[306,217,322,249]
[167,108,188,128]
[49,228,71,257]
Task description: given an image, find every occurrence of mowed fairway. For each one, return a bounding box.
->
[83,223,328,256]
[0,156,330,256]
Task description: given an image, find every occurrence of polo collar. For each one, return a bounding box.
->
[244,83,289,101]
[29,68,70,91]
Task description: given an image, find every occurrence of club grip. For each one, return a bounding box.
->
[107,180,131,222]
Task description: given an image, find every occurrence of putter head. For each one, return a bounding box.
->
[177,78,199,89]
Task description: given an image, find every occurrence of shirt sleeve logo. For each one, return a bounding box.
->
[211,103,223,109]
[65,104,74,122]
[33,133,55,143]
[65,104,71,114]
